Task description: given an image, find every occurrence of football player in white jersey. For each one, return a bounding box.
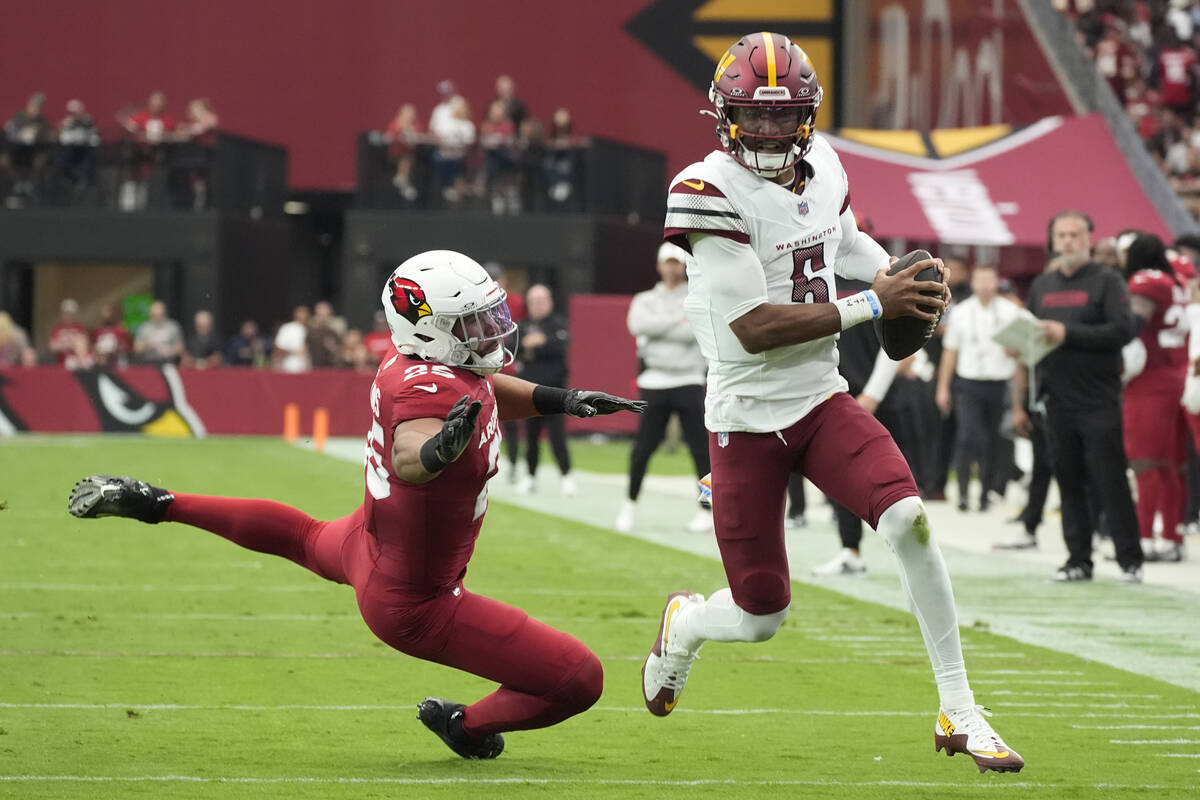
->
[640,32,1024,774]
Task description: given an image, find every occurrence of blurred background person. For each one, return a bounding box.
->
[133,300,184,365]
[615,243,710,533]
[544,107,579,207]
[516,284,574,495]
[184,309,223,369]
[91,303,132,367]
[383,103,422,202]
[54,99,99,205]
[307,300,345,368]
[116,91,178,210]
[339,328,374,372]
[47,298,90,366]
[480,99,520,215]
[362,310,396,364]
[429,88,474,206]
[224,320,270,368]
[936,264,1022,512]
[5,91,51,205]
[273,305,311,373]
[492,75,527,130]
[925,254,973,500]
[0,311,32,367]
[1013,211,1142,583]
[1120,233,1189,561]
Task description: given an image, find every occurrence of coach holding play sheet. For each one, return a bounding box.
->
[1012,210,1143,584]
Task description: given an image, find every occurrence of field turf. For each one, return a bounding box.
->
[1,436,1197,798]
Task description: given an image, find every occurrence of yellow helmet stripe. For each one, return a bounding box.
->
[762,32,777,87]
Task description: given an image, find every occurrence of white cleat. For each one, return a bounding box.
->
[515,475,534,495]
[615,500,636,532]
[686,508,714,533]
[935,705,1024,773]
[641,591,704,716]
[811,548,866,577]
[561,475,577,497]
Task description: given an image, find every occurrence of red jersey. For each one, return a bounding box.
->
[363,330,394,363]
[1158,47,1197,109]
[1127,268,1188,394]
[48,322,90,363]
[127,111,177,142]
[362,349,501,593]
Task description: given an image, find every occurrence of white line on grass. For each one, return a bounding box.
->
[1074,725,1200,730]
[971,679,1115,686]
[989,691,1160,699]
[1,703,1194,721]
[1158,753,1200,758]
[0,775,1193,790]
[1111,739,1200,744]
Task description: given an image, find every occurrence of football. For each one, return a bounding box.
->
[872,249,944,360]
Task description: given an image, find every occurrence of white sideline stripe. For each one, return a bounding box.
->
[973,680,1115,686]
[1,703,1194,721]
[990,691,1159,699]
[0,775,1192,790]
[993,701,1196,710]
[1111,739,1200,744]
[1075,725,1200,730]
[2,583,324,593]
[975,670,1084,676]
[1159,753,1200,758]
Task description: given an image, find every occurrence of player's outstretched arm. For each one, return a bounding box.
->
[494,373,646,419]
[391,395,481,484]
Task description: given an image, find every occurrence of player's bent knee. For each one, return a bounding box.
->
[553,651,604,716]
[877,495,930,547]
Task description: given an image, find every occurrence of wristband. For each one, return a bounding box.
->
[833,289,881,330]
[418,436,448,473]
[532,385,569,415]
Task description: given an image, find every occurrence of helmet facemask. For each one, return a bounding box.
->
[441,294,518,374]
[711,87,819,178]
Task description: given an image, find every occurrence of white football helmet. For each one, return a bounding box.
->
[381,250,517,374]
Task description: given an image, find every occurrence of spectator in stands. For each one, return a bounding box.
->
[544,108,580,206]
[362,310,395,364]
[480,99,520,215]
[492,75,527,129]
[936,264,1022,512]
[5,92,51,205]
[0,311,32,367]
[615,242,710,534]
[339,328,374,372]
[516,284,574,495]
[273,306,311,373]
[224,320,270,367]
[384,103,422,202]
[117,91,178,211]
[91,303,132,367]
[55,99,100,204]
[184,309,223,368]
[516,116,547,211]
[1093,20,1139,104]
[180,98,219,141]
[430,95,475,206]
[133,300,185,365]
[48,298,90,366]
[1154,30,1199,124]
[119,91,177,144]
[307,300,344,368]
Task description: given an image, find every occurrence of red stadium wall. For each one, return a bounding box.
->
[0,0,711,189]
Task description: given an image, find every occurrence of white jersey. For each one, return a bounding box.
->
[664,138,855,432]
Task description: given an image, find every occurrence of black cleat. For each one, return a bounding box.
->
[416,697,504,759]
[68,475,173,524]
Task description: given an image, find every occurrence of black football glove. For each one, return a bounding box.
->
[563,389,646,418]
[435,395,482,464]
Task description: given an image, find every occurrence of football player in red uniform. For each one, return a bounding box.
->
[67,250,644,760]
[1121,234,1190,561]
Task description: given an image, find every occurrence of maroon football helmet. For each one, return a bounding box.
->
[706,32,823,177]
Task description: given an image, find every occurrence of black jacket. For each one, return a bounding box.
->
[518,313,569,387]
[1026,262,1134,411]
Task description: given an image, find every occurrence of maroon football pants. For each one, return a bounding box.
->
[164,495,602,736]
[708,392,919,615]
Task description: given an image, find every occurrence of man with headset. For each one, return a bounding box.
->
[1011,211,1143,582]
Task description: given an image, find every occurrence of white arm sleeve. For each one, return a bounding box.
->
[1121,337,1147,384]
[834,208,890,283]
[689,233,769,324]
[861,348,900,402]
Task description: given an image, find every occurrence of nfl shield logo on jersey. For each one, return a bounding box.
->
[717,432,729,448]
[797,199,809,215]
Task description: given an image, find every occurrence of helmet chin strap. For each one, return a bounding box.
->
[738,141,800,178]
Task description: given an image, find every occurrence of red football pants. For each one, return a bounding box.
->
[164,495,602,736]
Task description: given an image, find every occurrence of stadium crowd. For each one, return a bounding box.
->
[1058,0,1200,217]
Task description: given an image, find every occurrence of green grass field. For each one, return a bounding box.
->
[2,436,1198,799]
